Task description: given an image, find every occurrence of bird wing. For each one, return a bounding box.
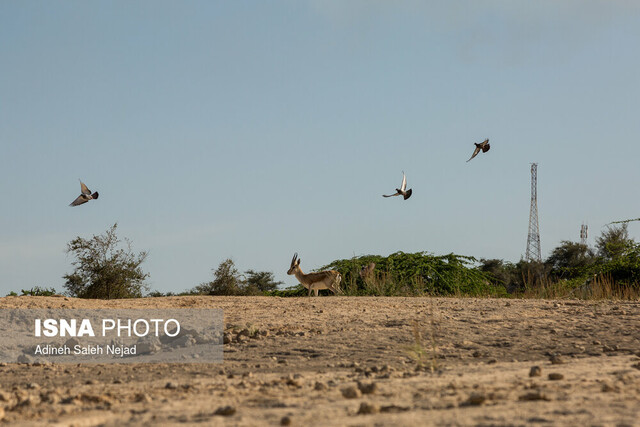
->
[79,180,91,195]
[403,189,413,200]
[467,146,481,162]
[400,172,407,191]
[482,142,490,153]
[69,195,88,206]
[383,192,400,197]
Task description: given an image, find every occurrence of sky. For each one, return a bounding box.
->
[1,1,639,295]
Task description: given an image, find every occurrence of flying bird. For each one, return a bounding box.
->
[467,138,490,162]
[383,171,413,200]
[69,180,99,207]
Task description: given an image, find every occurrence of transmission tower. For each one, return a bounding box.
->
[580,224,588,246]
[526,163,542,262]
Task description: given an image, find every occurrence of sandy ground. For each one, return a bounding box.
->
[0,295,639,426]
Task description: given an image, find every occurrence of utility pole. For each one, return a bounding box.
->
[580,224,588,246]
[526,163,542,262]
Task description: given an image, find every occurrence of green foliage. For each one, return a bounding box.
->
[244,270,283,293]
[189,259,283,296]
[20,286,58,296]
[545,241,595,279]
[264,284,307,297]
[320,252,506,297]
[191,258,244,295]
[6,291,18,296]
[596,224,633,260]
[63,223,149,299]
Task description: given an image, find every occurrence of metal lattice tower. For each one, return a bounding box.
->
[526,163,542,262]
[580,224,588,246]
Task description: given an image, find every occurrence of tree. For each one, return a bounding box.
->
[545,241,595,278]
[192,258,243,295]
[596,224,634,260]
[244,270,283,293]
[63,223,149,299]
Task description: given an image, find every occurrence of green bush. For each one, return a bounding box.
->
[320,252,506,297]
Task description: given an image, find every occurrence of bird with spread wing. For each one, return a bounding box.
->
[383,171,413,200]
[467,138,490,162]
[69,180,99,207]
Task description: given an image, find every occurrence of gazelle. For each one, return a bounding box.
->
[287,253,342,297]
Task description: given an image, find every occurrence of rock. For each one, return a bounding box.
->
[214,405,236,416]
[165,382,179,390]
[137,339,161,355]
[357,402,380,414]
[27,382,40,390]
[465,392,486,406]
[357,381,377,394]
[314,381,327,391]
[171,334,196,348]
[519,391,549,401]
[548,373,564,381]
[285,376,302,388]
[341,385,361,399]
[280,415,292,426]
[17,354,33,364]
[135,393,152,403]
[550,355,564,365]
[529,366,542,377]
[0,390,11,402]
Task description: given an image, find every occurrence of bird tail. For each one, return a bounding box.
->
[403,189,412,200]
[92,192,99,200]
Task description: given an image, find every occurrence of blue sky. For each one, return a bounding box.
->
[1,1,639,295]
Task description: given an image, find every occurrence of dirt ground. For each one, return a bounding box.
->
[0,295,639,426]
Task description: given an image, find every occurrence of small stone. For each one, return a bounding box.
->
[280,415,292,425]
[466,392,486,406]
[529,366,542,377]
[519,391,549,401]
[135,393,152,403]
[314,381,327,391]
[17,354,33,364]
[285,377,302,388]
[214,405,236,416]
[27,382,40,390]
[550,355,564,365]
[357,381,377,395]
[548,373,564,381]
[472,350,482,358]
[341,385,361,399]
[165,382,178,390]
[0,390,11,402]
[601,382,618,392]
[357,402,380,414]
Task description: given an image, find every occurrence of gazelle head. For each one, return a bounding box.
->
[287,252,301,275]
